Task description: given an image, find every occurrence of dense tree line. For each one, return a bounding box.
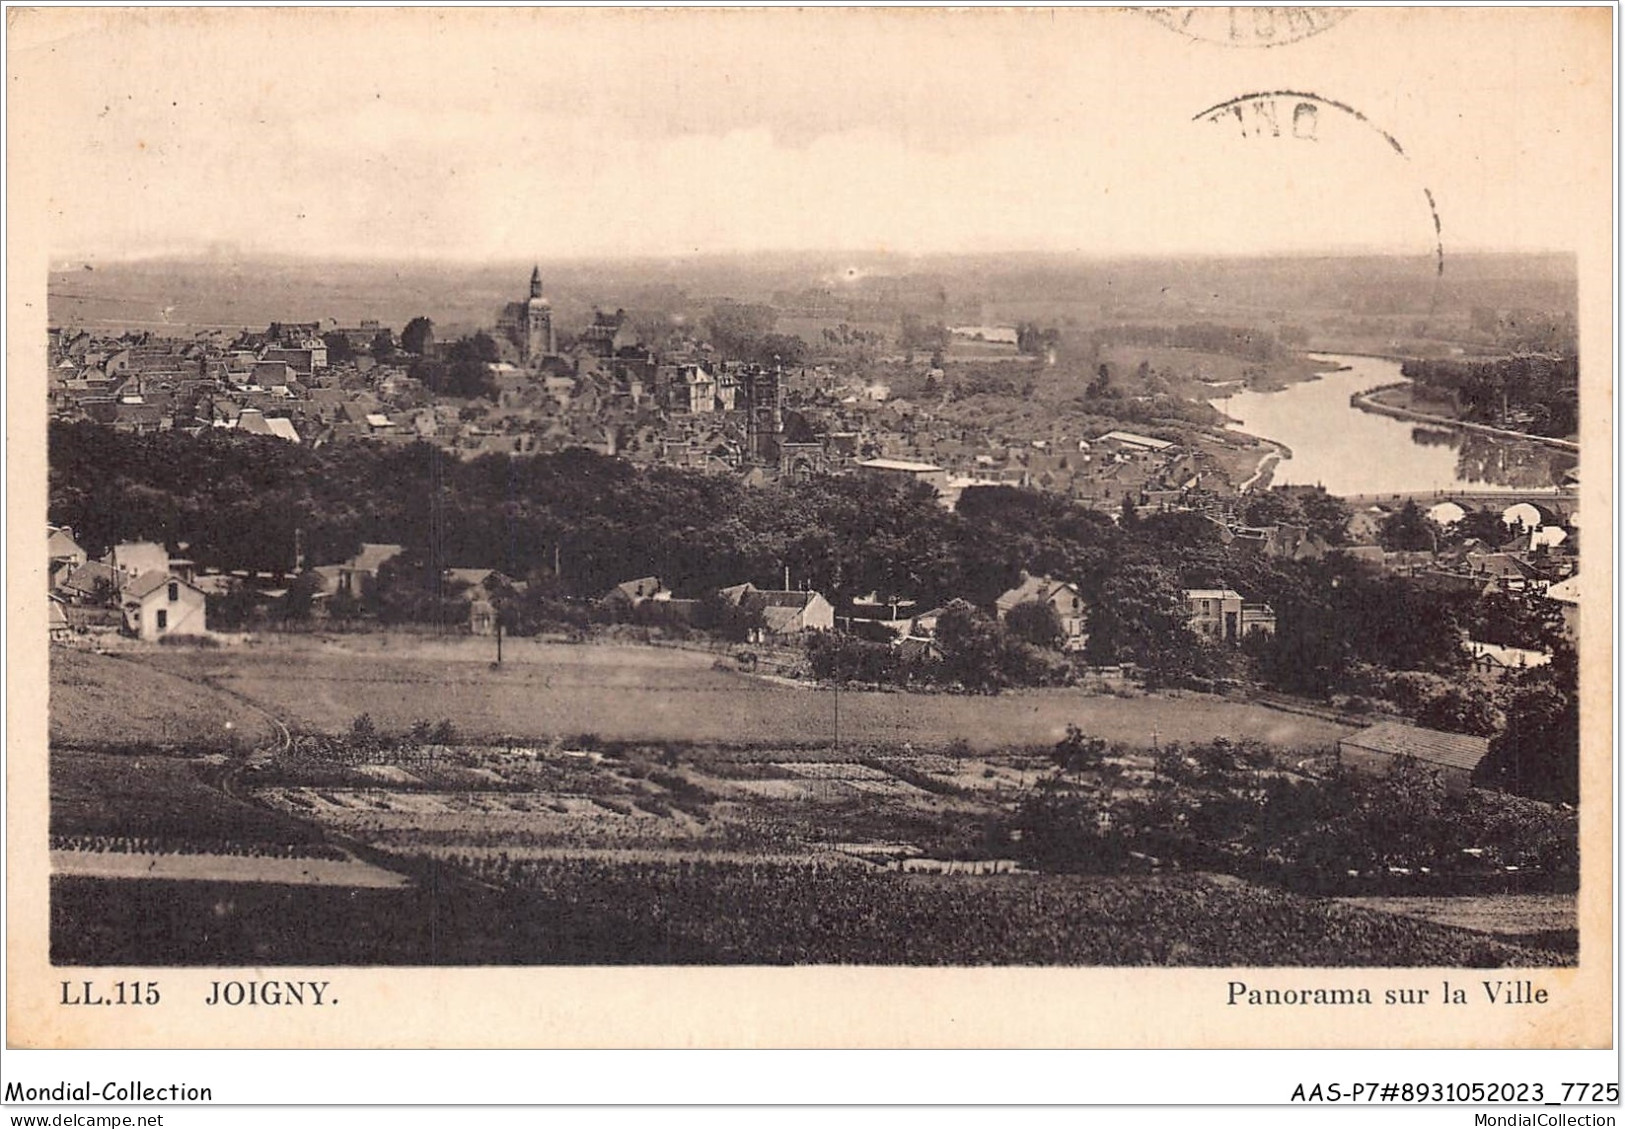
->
[48,420,1013,606]
[49,423,1478,680]
[1015,322,1061,356]
[1091,322,1284,363]
[702,302,808,367]
[407,332,502,400]
[400,316,434,356]
[1242,487,1351,545]
[1400,354,1579,438]
[896,313,950,355]
[50,423,1570,734]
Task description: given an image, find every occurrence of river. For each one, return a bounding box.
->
[1210,353,1574,496]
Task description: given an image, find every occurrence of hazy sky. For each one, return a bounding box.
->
[9,7,1612,261]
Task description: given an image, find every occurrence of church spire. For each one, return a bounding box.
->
[530,265,543,299]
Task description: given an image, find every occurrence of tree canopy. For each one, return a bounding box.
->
[1474,642,1579,804]
[400,316,434,356]
[48,420,1528,706]
[1379,499,1437,552]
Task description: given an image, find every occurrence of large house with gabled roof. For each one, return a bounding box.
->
[994,572,1088,643]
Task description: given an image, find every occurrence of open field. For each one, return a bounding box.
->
[140,636,1354,750]
[51,849,407,888]
[1336,894,1578,954]
[51,750,328,849]
[56,639,1571,969]
[50,647,276,749]
[50,865,1568,967]
[1100,345,1329,394]
[1365,383,1454,418]
[50,748,391,888]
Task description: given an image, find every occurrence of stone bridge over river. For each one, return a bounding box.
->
[1339,489,1578,523]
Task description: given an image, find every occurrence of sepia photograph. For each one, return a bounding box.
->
[5,6,1613,1055]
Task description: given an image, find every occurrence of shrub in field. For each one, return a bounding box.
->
[1051,726,1109,774]
[1010,739,1579,895]
[806,633,909,685]
[1014,782,1130,873]
[157,633,221,648]
[632,796,672,818]
[856,757,964,799]
[647,770,711,803]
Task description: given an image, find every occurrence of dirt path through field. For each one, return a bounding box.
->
[50,849,410,887]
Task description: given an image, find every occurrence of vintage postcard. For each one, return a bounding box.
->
[5,7,1613,1052]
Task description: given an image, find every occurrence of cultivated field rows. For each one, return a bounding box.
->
[48,639,1575,966]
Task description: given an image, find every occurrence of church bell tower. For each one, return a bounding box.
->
[524,264,555,363]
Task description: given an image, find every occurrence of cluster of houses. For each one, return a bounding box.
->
[527,496,1578,687]
[47,267,1234,511]
[820,429,1210,514]
[48,476,1578,692]
[1153,489,1580,649]
[1350,497,1583,664]
[596,565,1273,661]
[45,528,1565,811]
[46,531,512,644]
[835,426,1214,514]
[1394,499,1579,601]
[46,299,856,483]
[48,527,209,643]
[598,576,837,641]
[48,321,349,443]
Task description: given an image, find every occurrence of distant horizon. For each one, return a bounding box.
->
[49,245,1578,270]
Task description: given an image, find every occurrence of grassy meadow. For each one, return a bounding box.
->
[137,635,1354,750]
[50,647,277,749]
